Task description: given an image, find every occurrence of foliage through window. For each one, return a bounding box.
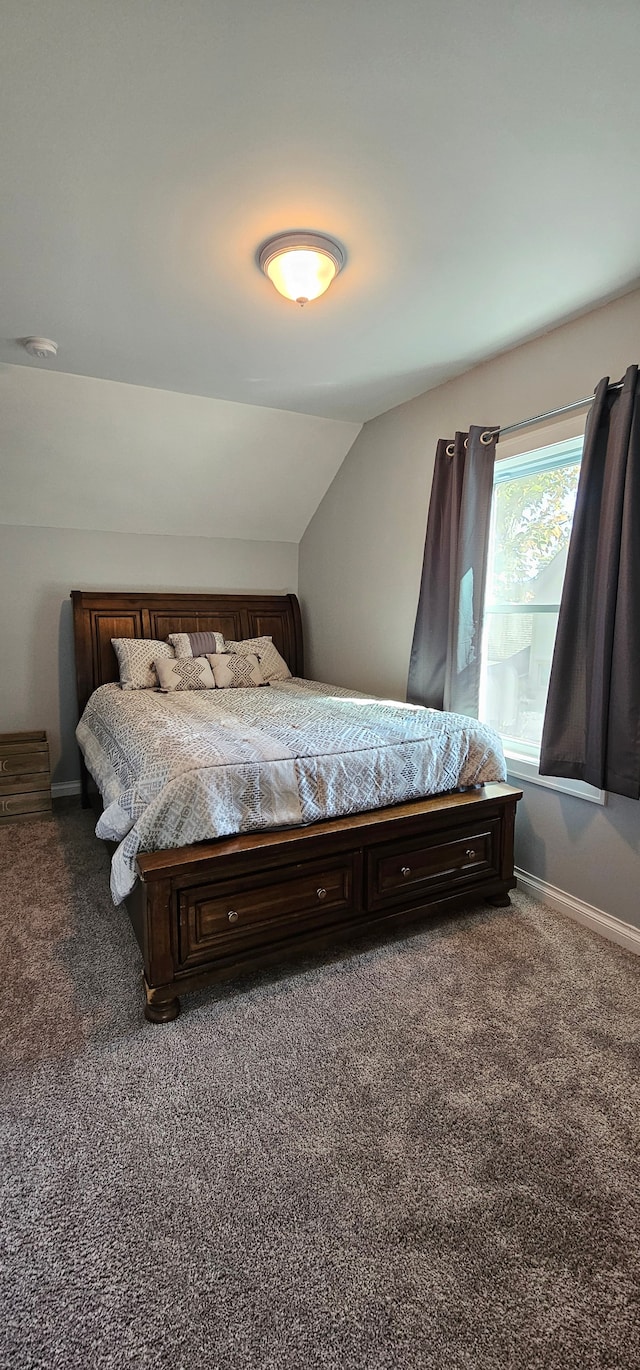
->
[479,437,582,761]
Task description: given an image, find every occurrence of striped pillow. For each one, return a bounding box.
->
[168,631,226,658]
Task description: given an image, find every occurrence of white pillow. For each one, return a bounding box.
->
[155,656,216,691]
[207,653,265,689]
[223,636,291,683]
[112,638,174,690]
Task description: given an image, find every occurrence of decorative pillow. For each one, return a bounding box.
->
[155,656,215,692]
[207,653,266,689]
[112,638,175,690]
[168,631,226,658]
[223,636,291,683]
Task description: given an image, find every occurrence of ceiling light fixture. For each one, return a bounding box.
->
[258,232,345,306]
[21,336,58,359]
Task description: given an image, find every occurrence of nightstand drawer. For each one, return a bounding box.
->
[0,732,49,776]
[0,749,49,778]
[0,791,52,823]
[0,772,51,797]
[0,731,52,821]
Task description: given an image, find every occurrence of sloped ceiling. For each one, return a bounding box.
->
[2,1,640,424]
[0,366,360,542]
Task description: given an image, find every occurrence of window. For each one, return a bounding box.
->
[479,435,605,804]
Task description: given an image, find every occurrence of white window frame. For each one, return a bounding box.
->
[483,418,606,807]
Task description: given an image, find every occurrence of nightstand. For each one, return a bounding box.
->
[0,731,53,823]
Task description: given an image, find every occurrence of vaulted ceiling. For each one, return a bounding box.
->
[2,0,639,425]
[0,365,360,543]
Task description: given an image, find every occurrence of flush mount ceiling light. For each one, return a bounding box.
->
[20,336,58,359]
[258,232,345,306]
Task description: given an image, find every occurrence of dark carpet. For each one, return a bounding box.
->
[1,803,639,1370]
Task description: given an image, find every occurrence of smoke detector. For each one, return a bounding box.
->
[21,337,58,359]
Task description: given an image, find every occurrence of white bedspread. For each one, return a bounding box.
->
[76,679,506,904]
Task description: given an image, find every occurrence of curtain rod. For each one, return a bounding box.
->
[495,379,625,440]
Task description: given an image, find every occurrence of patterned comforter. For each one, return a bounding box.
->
[76,679,506,904]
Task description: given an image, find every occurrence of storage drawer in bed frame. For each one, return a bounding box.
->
[177,853,363,969]
[129,783,521,1022]
[367,819,502,911]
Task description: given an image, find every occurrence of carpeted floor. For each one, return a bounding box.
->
[1,803,639,1370]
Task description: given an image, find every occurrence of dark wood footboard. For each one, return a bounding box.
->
[127,783,521,1022]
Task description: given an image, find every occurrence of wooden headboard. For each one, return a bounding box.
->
[71,590,304,716]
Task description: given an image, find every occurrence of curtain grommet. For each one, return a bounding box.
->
[445,442,455,457]
[480,430,495,445]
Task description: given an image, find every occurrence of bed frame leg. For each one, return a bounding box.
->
[80,756,90,809]
[144,981,180,1023]
[485,892,512,907]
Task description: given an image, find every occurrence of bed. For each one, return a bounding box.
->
[72,590,522,1022]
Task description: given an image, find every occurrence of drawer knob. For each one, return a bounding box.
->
[466,849,476,860]
[227,909,239,923]
[401,865,411,878]
[316,887,327,900]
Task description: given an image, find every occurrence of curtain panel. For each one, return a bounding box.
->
[540,365,640,799]
[407,425,497,718]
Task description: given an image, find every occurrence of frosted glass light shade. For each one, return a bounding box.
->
[267,248,336,303]
[259,232,345,305]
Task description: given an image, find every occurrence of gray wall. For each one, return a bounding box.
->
[299,288,640,929]
[0,524,297,784]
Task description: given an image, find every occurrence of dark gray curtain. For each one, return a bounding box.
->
[407,425,497,717]
[540,365,640,799]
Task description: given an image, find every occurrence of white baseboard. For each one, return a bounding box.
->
[51,780,82,798]
[515,866,640,956]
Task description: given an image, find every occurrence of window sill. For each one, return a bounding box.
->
[505,752,607,806]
